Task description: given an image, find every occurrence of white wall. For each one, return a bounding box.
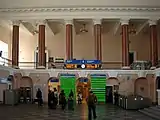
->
[0,0,160,8]
[0,25,11,59]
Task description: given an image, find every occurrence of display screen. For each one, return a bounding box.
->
[65,62,101,69]
[66,64,76,69]
[86,64,97,69]
[50,79,59,82]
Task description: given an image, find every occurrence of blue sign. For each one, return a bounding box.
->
[90,74,106,77]
[50,79,59,82]
[79,78,88,82]
[65,60,101,64]
[60,73,76,77]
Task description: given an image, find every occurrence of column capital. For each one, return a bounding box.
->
[120,19,130,25]
[148,19,158,26]
[93,19,102,25]
[37,20,46,25]
[64,19,73,25]
[12,20,20,26]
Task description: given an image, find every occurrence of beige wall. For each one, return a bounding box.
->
[44,24,152,62]
[1,24,160,64]
[19,28,37,62]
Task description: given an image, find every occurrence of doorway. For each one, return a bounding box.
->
[105,85,113,104]
[156,76,160,104]
[129,51,136,65]
[76,77,90,103]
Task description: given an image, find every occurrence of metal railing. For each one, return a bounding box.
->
[0,57,122,69]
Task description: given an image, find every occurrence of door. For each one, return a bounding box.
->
[129,52,134,65]
[105,86,113,103]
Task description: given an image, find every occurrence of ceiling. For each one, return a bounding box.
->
[0,19,159,36]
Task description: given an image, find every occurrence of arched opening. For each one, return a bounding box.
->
[76,77,91,103]
[48,77,60,92]
[134,77,149,97]
[107,77,119,86]
[19,76,33,103]
[106,77,119,104]
[156,76,160,89]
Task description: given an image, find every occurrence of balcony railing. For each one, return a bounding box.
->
[0,57,122,69]
[0,57,154,70]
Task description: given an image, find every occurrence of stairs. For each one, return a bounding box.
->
[91,77,106,102]
[139,106,160,120]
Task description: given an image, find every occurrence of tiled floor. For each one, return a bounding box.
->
[0,104,154,120]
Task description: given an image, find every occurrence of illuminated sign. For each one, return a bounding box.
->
[64,60,101,69]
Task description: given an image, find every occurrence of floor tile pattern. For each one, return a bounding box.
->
[0,104,155,120]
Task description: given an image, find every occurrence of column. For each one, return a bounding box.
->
[121,19,129,67]
[38,21,46,67]
[65,20,73,60]
[12,21,20,67]
[149,20,158,67]
[93,19,102,60]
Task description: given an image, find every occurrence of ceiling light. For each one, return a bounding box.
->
[80,24,88,33]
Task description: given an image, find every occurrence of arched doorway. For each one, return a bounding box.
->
[134,77,149,97]
[156,76,160,89]
[106,77,119,103]
[19,76,33,103]
[48,77,60,92]
[76,77,91,102]
[107,77,119,90]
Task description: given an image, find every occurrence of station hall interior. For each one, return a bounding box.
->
[1,0,160,119]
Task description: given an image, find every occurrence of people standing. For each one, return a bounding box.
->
[114,90,119,105]
[77,91,82,104]
[48,90,52,108]
[59,90,66,110]
[36,88,42,106]
[68,89,74,110]
[87,91,97,120]
[53,88,58,108]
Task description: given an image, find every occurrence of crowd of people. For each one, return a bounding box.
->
[36,88,98,120]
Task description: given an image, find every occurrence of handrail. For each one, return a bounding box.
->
[0,57,122,69]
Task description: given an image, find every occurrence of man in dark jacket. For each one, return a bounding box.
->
[36,88,42,106]
[59,90,66,110]
[48,90,52,108]
[87,91,97,120]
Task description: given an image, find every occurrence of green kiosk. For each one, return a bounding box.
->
[90,74,106,103]
[59,73,76,100]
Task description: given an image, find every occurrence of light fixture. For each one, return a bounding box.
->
[129,24,136,35]
[80,24,88,33]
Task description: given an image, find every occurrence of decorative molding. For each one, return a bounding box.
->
[120,19,129,25]
[12,20,20,26]
[0,7,160,13]
[64,19,73,25]
[36,20,46,25]
[148,19,158,26]
[93,19,102,25]
[0,7,160,20]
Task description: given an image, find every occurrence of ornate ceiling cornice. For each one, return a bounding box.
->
[0,6,160,20]
[0,6,160,13]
